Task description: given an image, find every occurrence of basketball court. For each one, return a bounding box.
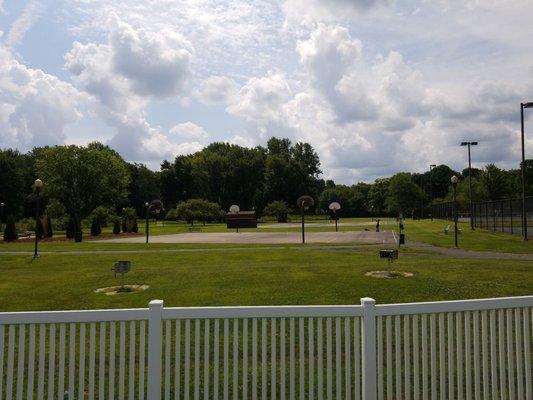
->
[100,230,397,244]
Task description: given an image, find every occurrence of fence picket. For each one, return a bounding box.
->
[16,324,25,400]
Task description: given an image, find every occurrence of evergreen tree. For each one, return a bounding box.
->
[90,218,101,236]
[36,218,44,240]
[3,215,18,242]
[66,216,75,238]
[45,215,53,238]
[113,220,121,234]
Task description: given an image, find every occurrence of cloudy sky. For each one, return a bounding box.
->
[1,0,533,183]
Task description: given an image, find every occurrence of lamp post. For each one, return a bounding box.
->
[429,164,436,220]
[0,202,4,232]
[144,200,163,243]
[145,202,150,244]
[520,102,533,240]
[33,179,43,258]
[451,175,459,247]
[460,141,478,230]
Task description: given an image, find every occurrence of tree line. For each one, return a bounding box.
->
[1,137,532,233]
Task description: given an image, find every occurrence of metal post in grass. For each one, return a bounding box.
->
[520,102,533,240]
[145,202,150,243]
[429,164,436,220]
[328,202,341,232]
[297,196,314,244]
[461,142,478,230]
[145,200,163,244]
[33,179,43,258]
[451,175,459,247]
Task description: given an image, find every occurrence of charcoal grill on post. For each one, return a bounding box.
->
[112,261,131,291]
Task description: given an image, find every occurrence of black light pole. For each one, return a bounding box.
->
[461,141,478,230]
[33,179,43,258]
[297,196,314,244]
[429,164,436,221]
[301,208,305,243]
[145,202,150,244]
[0,202,4,232]
[520,102,533,241]
[451,175,459,247]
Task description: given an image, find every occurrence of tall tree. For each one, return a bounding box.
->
[386,173,427,214]
[127,163,161,216]
[0,149,26,219]
[35,144,130,221]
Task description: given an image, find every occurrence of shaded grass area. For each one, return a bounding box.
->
[0,246,531,311]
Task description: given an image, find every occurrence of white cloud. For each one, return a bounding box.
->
[107,13,192,98]
[170,122,209,144]
[226,72,292,124]
[283,0,391,29]
[64,13,196,162]
[4,0,45,48]
[0,46,84,150]
[194,76,239,105]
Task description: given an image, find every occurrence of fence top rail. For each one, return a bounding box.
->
[0,308,149,325]
[375,295,533,316]
[162,305,364,319]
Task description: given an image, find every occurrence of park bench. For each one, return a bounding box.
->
[444,225,463,235]
[188,226,202,232]
[18,231,33,239]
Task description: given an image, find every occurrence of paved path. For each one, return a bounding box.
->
[97,230,397,244]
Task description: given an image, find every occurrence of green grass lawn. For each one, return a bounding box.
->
[403,219,533,253]
[0,245,531,312]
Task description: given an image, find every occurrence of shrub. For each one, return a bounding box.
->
[90,218,101,236]
[66,217,76,238]
[121,207,137,232]
[90,206,114,227]
[263,200,290,223]
[113,220,121,234]
[36,218,44,240]
[44,199,66,219]
[3,215,18,242]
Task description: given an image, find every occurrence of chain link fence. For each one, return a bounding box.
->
[432,196,533,236]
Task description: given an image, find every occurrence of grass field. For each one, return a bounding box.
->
[0,218,531,312]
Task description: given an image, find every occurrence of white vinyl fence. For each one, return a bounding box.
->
[0,296,531,400]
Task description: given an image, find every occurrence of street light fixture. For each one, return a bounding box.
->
[460,141,478,230]
[520,102,533,240]
[33,179,43,258]
[451,175,459,248]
